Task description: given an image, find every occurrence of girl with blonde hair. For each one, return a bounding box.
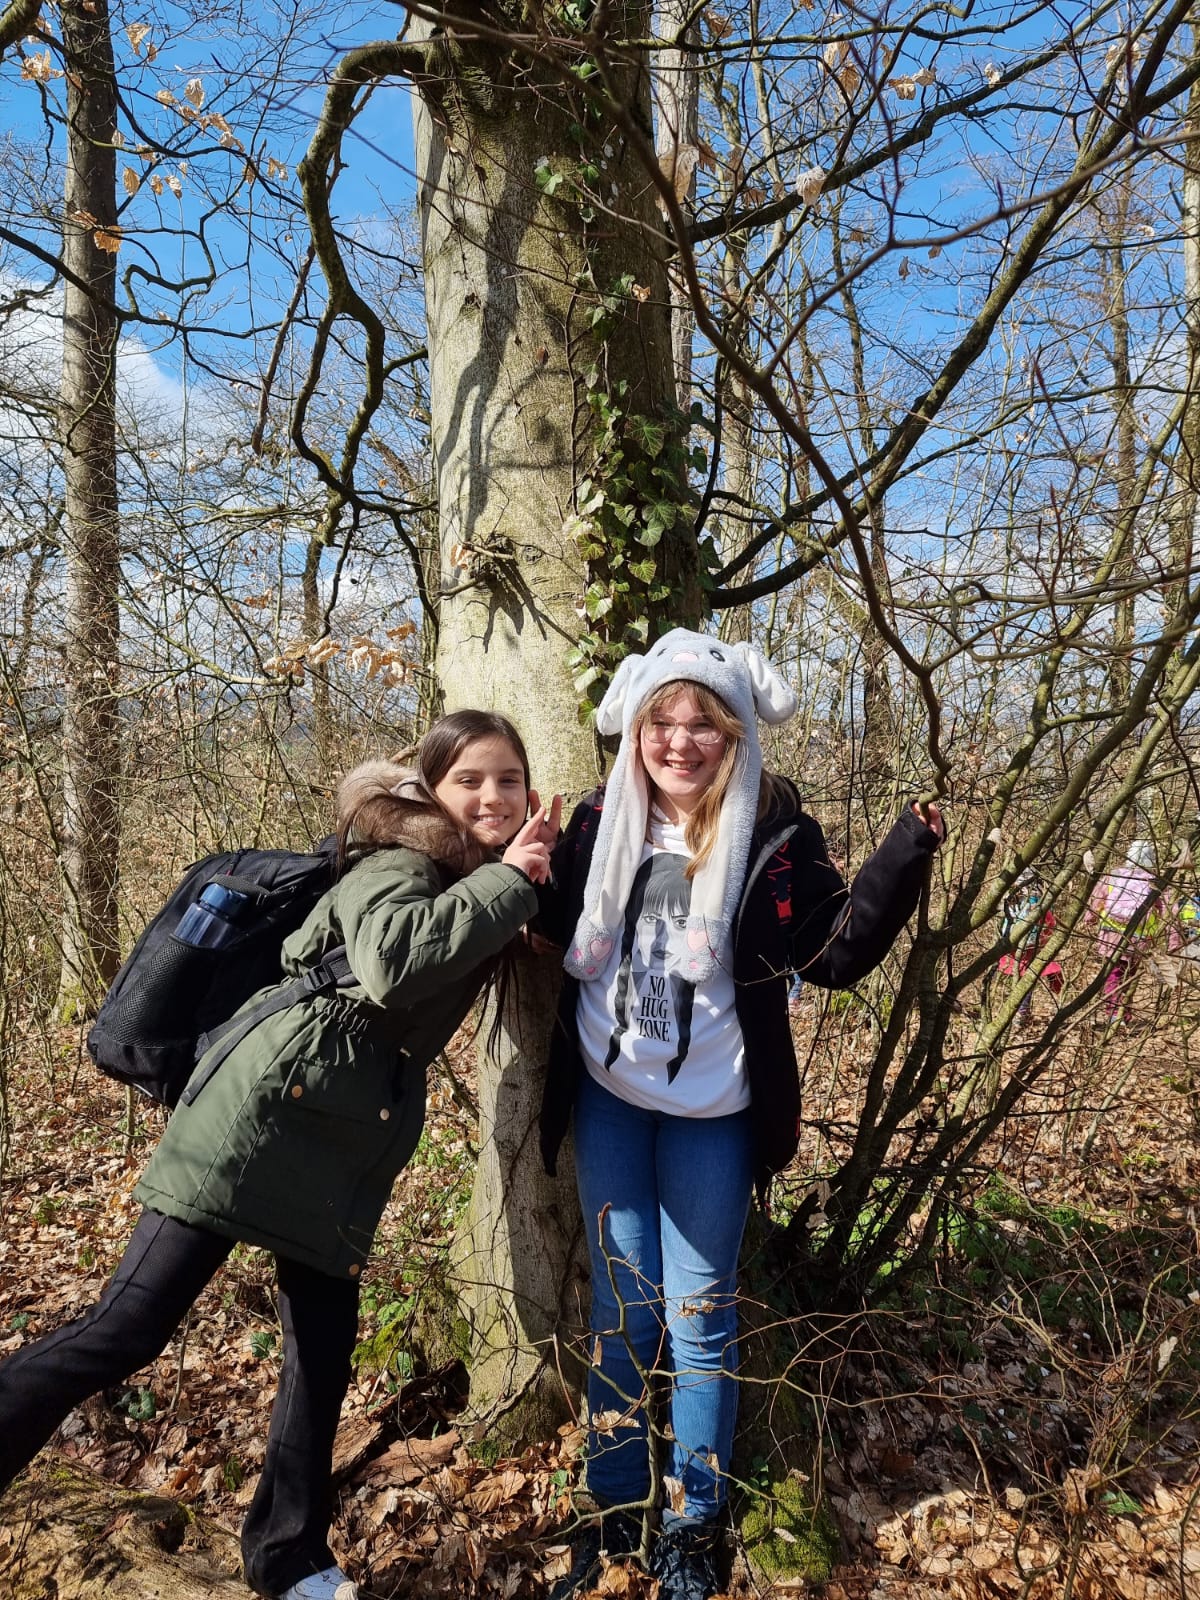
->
[537,631,943,1600]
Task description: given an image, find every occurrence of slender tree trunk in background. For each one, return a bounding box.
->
[1102,181,1136,703]
[833,216,897,823]
[714,354,754,647]
[301,533,334,770]
[57,0,121,1017]
[1170,45,1200,631]
[412,5,695,1441]
[710,74,754,646]
[655,0,697,411]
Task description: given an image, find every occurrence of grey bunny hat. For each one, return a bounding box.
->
[564,628,798,986]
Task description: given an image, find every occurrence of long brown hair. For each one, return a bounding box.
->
[336,709,533,1060]
[634,680,788,878]
[337,709,531,873]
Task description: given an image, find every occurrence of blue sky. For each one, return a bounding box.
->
[0,1,420,391]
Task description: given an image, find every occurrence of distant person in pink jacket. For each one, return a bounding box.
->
[1087,842,1175,1024]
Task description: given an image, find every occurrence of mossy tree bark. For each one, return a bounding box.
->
[298,4,706,1445]
[407,2,702,1442]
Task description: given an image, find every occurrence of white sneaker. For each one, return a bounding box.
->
[278,1567,358,1600]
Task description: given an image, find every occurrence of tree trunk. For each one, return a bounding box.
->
[1102,180,1136,702]
[1169,35,1200,628]
[833,213,897,823]
[57,0,121,1018]
[412,6,694,1441]
[444,958,590,1444]
[0,1464,244,1599]
[301,532,335,770]
[655,0,698,409]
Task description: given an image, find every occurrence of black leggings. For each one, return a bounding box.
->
[0,1209,360,1596]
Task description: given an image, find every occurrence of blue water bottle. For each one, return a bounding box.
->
[175,881,252,948]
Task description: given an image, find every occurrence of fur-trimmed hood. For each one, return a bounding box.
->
[337,760,478,874]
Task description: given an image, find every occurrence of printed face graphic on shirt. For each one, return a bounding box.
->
[605,852,696,1082]
[642,902,688,964]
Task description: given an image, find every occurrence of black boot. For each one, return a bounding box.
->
[548,1507,642,1599]
[650,1517,724,1600]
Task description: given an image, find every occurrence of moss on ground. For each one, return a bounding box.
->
[737,1470,839,1585]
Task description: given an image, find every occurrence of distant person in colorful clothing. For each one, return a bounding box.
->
[1087,841,1175,1025]
[992,869,1063,1024]
[1179,891,1200,960]
[787,973,804,1014]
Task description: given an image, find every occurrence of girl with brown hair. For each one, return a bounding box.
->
[0,711,555,1600]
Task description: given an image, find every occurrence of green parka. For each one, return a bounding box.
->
[135,846,537,1279]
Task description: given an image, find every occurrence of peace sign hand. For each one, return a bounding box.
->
[527,789,563,847]
[503,805,555,884]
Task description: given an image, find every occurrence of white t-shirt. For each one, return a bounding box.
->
[575,810,750,1117]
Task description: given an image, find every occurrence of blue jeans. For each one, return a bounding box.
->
[573,1069,754,1521]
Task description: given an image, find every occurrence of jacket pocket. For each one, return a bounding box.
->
[231,1049,417,1242]
[278,1044,410,1128]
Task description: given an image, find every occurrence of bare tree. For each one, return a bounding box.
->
[286,0,1200,1463]
[56,0,121,1014]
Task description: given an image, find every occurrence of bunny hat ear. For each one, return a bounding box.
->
[594,649,645,738]
[735,642,798,724]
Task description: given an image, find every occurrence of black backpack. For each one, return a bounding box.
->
[87,840,354,1108]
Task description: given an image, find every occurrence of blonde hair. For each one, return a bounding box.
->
[635,680,787,879]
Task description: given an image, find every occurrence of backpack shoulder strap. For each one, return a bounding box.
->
[178,946,354,1106]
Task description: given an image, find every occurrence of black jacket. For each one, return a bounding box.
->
[537,784,939,1191]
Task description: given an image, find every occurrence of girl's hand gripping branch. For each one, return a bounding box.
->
[911,800,946,842]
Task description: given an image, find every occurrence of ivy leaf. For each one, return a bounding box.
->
[534,162,564,197]
[646,500,678,536]
[627,617,650,644]
[629,416,666,457]
[584,588,614,621]
[629,558,657,583]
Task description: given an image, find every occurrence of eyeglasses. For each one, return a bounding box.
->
[642,719,726,749]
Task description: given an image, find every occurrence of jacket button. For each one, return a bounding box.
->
[379,1107,390,1121]
[291,1084,303,1099]
[348,1263,360,1277]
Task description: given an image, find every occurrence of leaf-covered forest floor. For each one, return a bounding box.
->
[1,983,1199,1600]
